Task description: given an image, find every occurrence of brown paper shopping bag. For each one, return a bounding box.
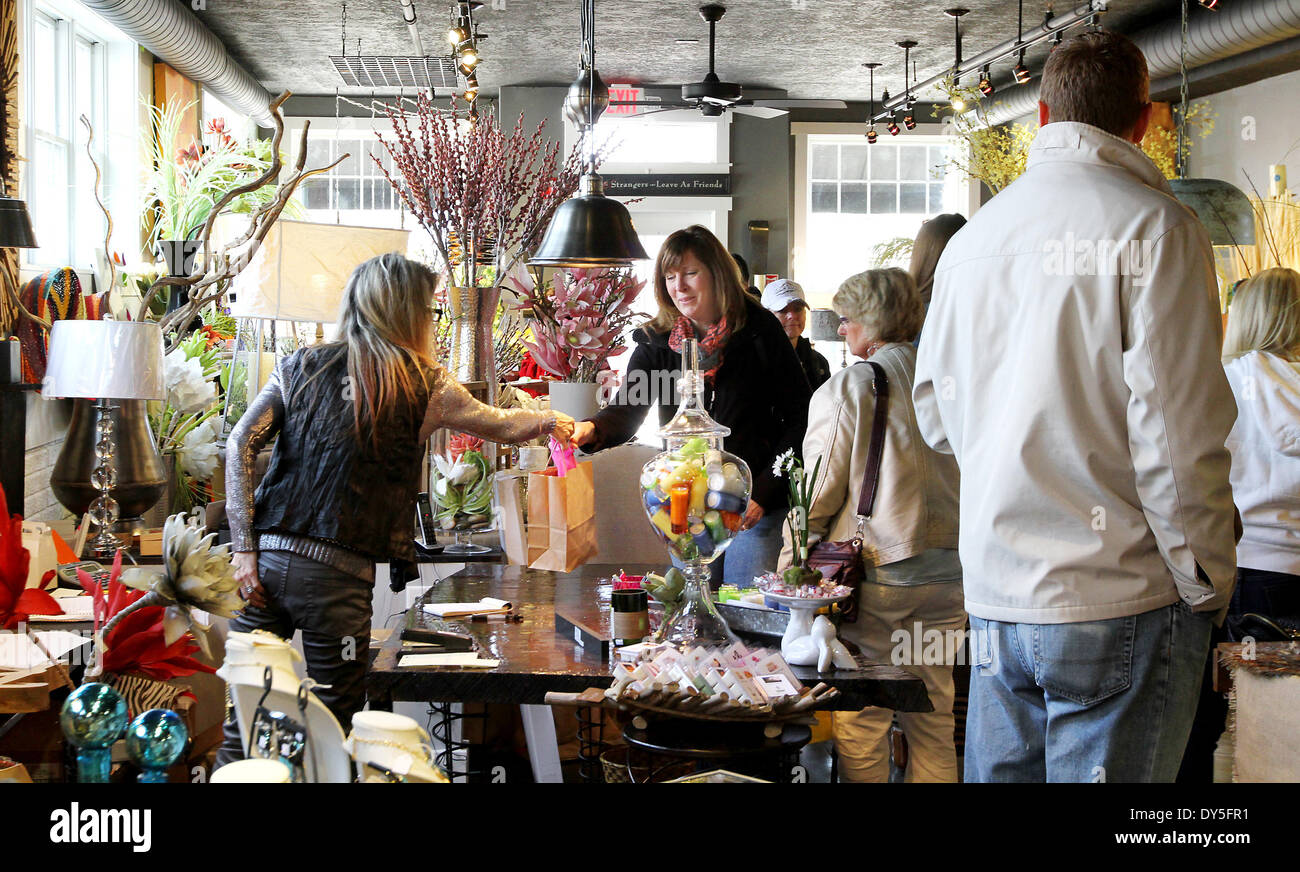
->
[526,461,597,572]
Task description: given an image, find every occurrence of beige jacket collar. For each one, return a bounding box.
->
[1028,121,1172,196]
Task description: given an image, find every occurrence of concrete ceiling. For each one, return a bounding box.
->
[195,0,1178,102]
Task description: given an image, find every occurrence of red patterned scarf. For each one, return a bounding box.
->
[668,315,730,385]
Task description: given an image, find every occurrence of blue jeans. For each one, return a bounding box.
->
[672,510,786,588]
[965,601,1213,782]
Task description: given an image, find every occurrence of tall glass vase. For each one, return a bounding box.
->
[640,338,751,651]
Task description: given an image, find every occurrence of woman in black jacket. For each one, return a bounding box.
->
[573,225,811,586]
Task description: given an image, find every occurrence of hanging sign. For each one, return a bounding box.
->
[602,174,732,196]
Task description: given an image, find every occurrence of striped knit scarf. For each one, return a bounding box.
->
[668,315,730,386]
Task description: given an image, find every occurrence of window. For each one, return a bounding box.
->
[793,130,972,306]
[284,118,413,229]
[22,0,132,271]
[809,141,951,216]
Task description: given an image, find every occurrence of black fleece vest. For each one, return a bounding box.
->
[253,346,428,564]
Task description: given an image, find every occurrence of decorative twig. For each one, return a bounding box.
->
[80,114,115,295]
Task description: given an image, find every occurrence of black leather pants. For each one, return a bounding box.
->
[215,550,373,769]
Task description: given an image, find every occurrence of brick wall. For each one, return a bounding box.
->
[22,393,71,523]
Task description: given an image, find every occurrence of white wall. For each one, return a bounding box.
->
[1192,67,1300,197]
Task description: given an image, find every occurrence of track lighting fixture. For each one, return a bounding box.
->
[1198,0,1219,8]
[896,39,917,132]
[887,114,900,136]
[1013,52,1031,84]
[863,61,881,143]
[945,9,969,112]
[903,111,917,130]
[978,65,994,96]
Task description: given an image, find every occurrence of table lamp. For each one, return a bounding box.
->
[42,320,165,556]
[809,307,846,367]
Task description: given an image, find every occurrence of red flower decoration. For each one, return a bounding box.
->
[447,433,484,463]
[0,485,63,629]
[78,552,214,681]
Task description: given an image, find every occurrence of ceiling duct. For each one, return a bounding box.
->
[80,0,275,126]
[984,0,1300,123]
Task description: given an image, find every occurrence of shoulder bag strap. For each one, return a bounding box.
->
[855,361,889,520]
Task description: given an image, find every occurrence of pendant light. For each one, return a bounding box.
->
[530,0,648,268]
[1167,0,1253,245]
[862,62,881,143]
[1012,0,1031,84]
[945,9,969,112]
[897,40,917,130]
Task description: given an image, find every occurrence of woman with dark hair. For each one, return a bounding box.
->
[217,253,574,764]
[573,225,811,585]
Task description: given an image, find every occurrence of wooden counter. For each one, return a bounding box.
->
[367,563,932,713]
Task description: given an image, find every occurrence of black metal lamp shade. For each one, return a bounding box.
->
[529,173,649,268]
[1168,178,1257,247]
[0,196,38,248]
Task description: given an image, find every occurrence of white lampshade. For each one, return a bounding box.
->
[42,320,165,401]
[226,220,412,323]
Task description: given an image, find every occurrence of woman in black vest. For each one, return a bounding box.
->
[572,225,810,586]
[217,253,573,764]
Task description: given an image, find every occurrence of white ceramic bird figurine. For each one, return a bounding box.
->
[811,615,857,673]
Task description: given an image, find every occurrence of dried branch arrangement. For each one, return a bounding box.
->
[136,91,347,349]
[373,93,586,288]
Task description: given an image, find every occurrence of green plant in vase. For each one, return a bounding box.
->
[151,330,223,515]
[774,449,824,588]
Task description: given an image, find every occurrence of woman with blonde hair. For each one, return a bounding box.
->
[216,253,574,764]
[780,267,962,782]
[573,225,811,585]
[1222,266,1300,618]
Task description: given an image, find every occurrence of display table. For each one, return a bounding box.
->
[368,562,931,712]
[367,562,931,782]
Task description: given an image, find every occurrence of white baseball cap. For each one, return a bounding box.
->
[761,278,807,313]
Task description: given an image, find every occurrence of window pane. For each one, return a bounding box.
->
[34,18,58,134]
[840,145,868,180]
[336,141,361,175]
[306,138,331,167]
[872,145,897,180]
[928,146,948,181]
[928,183,946,214]
[74,39,94,127]
[335,179,360,210]
[811,182,837,213]
[29,138,70,263]
[301,179,330,210]
[869,183,897,213]
[840,182,868,213]
[900,182,927,213]
[900,146,927,181]
[811,144,838,179]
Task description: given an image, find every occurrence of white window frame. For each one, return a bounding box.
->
[791,122,980,288]
[562,110,731,175]
[20,0,136,273]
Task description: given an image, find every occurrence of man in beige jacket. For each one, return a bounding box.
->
[913,31,1237,782]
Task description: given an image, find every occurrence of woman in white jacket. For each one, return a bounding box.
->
[1223,267,1300,620]
[779,268,963,782]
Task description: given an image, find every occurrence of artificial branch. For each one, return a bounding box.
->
[80,114,115,295]
[134,91,347,348]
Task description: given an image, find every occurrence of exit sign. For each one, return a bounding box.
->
[608,84,649,115]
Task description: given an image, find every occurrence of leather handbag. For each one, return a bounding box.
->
[805,361,888,622]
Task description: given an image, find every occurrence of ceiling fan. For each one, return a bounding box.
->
[609,4,847,119]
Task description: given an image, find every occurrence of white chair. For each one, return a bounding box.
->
[217,632,352,783]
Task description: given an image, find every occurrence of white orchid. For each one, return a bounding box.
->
[432,452,480,487]
[117,510,243,658]
[178,418,220,480]
[164,348,217,414]
[772,448,796,477]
